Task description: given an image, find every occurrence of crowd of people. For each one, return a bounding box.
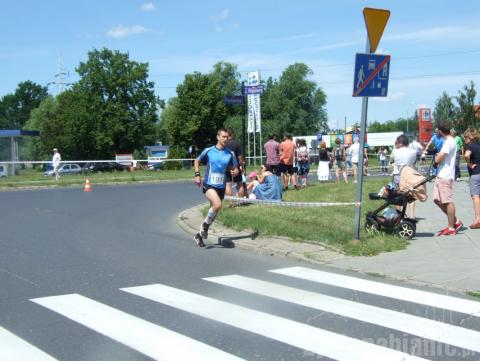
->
[191,125,480,246]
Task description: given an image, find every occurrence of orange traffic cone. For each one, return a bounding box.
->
[84,178,92,192]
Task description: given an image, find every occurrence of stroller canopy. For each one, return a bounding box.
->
[398,166,428,202]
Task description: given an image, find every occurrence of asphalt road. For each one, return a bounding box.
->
[1,182,479,361]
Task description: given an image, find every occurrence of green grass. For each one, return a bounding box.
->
[217,178,410,256]
[0,167,205,188]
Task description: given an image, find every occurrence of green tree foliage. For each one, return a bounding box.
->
[261,63,328,138]
[368,117,418,133]
[455,81,476,131]
[163,62,241,150]
[0,81,48,129]
[433,91,457,127]
[72,48,159,158]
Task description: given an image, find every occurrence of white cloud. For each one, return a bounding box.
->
[106,25,150,39]
[141,2,156,12]
[211,9,230,32]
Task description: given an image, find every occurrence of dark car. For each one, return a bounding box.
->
[83,162,129,173]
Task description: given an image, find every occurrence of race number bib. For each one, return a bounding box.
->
[209,172,225,186]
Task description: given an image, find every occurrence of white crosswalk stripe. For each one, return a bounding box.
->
[0,326,58,361]
[122,283,428,361]
[270,266,480,317]
[0,266,476,360]
[204,274,480,353]
[31,293,245,361]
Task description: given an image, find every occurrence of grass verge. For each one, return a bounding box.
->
[0,167,205,188]
[466,291,480,299]
[217,178,410,256]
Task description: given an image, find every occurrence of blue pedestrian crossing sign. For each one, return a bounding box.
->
[353,53,390,97]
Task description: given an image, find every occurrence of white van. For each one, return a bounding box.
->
[0,164,7,177]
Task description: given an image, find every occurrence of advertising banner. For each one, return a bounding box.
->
[418,108,432,144]
[247,71,261,133]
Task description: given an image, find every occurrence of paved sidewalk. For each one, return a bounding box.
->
[176,180,480,293]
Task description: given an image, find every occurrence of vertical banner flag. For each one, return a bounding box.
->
[247,71,261,133]
[247,94,255,133]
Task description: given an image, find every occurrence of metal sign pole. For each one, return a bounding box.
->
[353,38,371,241]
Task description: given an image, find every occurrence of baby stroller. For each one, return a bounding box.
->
[366,166,435,239]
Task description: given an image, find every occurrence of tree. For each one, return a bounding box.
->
[163,62,241,150]
[261,63,328,138]
[73,48,159,158]
[368,117,418,133]
[0,81,48,129]
[433,91,457,128]
[455,81,476,131]
[164,71,227,150]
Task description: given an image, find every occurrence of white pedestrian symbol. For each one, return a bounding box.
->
[356,65,365,88]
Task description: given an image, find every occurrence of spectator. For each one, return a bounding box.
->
[433,123,462,236]
[363,143,370,176]
[317,141,330,182]
[348,138,360,183]
[52,148,61,181]
[225,128,245,205]
[409,136,423,166]
[391,135,416,186]
[451,128,464,181]
[378,146,388,176]
[253,164,283,201]
[463,128,480,229]
[391,135,417,218]
[296,138,310,187]
[264,133,280,176]
[345,144,352,177]
[332,138,348,183]
[279,134,299,190]
[246,171,259,199]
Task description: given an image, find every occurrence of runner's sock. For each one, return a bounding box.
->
[204,208,217,225]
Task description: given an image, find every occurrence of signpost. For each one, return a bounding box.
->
[353,7,391,242]
[353,53,390,97]
[223,95,244,105]
[243,85,264,95]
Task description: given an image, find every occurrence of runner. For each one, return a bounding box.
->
[225,128,245,206]
[193,128,239,247]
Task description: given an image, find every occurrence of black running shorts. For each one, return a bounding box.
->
[202,184,226,200]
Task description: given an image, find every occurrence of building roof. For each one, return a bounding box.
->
[0,129,40,137]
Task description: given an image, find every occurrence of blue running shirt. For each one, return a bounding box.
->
[197,146,237,189]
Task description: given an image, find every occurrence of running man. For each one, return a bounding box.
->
[193,128,239,247]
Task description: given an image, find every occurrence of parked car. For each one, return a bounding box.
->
[147,161,164,171]
[0,164,7,177]
[44,163,83,176]
[83,162,129,173]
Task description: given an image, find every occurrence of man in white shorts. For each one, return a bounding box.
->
[433,124,462,236]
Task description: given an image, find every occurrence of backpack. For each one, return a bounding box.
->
[334,146,344,161]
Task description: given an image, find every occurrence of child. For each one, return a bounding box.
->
[247,171,259,199]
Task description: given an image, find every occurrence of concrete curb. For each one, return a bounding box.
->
[176,203,348,264]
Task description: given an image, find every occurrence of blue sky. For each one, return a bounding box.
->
[1,0,480,130]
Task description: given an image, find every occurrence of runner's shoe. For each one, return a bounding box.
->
[454,220,463,232]
[200,222,209,239]
[194,233,205,247]
[436,227,456,236]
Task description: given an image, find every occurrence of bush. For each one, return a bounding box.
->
[164,147,189,170]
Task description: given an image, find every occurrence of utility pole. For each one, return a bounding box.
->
[47,52,70,93]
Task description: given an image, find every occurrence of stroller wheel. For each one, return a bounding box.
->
[396,220,416,239]
[365,219,380,234]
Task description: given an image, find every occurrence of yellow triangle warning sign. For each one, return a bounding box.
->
[363,8,390,53]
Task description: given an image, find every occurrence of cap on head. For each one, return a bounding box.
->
[249,171,257,179]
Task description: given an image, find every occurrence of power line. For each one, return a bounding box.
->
[149,48,480,77]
